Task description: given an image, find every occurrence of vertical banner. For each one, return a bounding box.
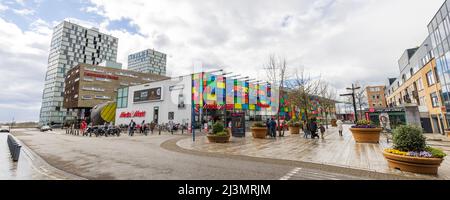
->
[216,75,225,106]
[204,73,217,106]
[226,78,235,109]
[249,83,257,110]
[234,79,242,109]
[242,81,249,110]
[192,73,203,107]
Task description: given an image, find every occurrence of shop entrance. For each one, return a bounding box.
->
[231,112,246,137]
[153,107,159,124]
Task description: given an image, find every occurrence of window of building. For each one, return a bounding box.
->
[417,78,424,91]
[427,70,435,86]
[117,87,128,108]
[431,92,440,107]
[419,96,425,106]
[434,67,440,83]
[168,112,174,120]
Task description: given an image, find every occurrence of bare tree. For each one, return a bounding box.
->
[354,82,367,120]
[264,55,289,136]
[285,69,322,123]
[318,82,338,129]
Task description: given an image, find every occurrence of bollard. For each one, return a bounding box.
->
[6,135,21,162]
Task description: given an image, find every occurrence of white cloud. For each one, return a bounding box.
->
[0,3,8,12]
[0,17,51,122]
[12,8,34,16]
[86,0,444,89]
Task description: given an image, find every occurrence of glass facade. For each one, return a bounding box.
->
[39,21,118,125]
[128,49,167,75]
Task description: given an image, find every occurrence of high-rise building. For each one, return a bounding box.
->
[39,21,118,125]
[128,49,167,75]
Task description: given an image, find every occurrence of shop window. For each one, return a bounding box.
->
[117,87,128,108]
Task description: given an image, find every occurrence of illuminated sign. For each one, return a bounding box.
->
[119,111,146,118]
[84,72,119,80]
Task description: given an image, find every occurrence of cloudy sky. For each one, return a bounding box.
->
[0,0,445,122]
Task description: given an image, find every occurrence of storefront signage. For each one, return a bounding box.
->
[134,87,162,102]
[84,72,119,80]
[119,111,146,118]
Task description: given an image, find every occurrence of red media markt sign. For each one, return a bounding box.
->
[119,111,146,118]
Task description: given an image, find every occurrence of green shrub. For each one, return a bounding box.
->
[426,146,447,158]
[215,131,228,136]
[356,119,372,126]
[253,122,266,128]
[212,121,224,134]
[288,120,301,127]
[392,125,426,152]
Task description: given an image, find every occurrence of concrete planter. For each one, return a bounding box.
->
[207,134,231,143]
[289,126,300,134]
[349,128,382,143]
[383,151,444,175]
[251,127,268,139]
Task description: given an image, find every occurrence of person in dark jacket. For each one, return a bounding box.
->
[129,120,136,136]
[270,118,277,138]
[266,118,271,137]
[309,118,319,139]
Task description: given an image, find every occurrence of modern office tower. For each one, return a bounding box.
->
[128,49,167,75]
[39,21,118,125]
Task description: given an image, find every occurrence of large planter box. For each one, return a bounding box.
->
[349,128,382,143]
[383,151,444,175]
[289,126,300,134]
[251,127,268,139]
[207,134,231,143]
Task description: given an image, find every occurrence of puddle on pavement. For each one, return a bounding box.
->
[0,133,50,180]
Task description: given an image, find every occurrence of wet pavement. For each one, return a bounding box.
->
[8,128,405,180]
[0,131,83,180]
[177,125,450,180]
[0,133,48,179]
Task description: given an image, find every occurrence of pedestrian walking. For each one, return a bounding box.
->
[309,118,319,139]
[270,118,277,138]
[129,119,136,136]
[337,119,344,136]
[266,118,271,137]
[141,120,145,133]
[302,120,309,138]
[319,123,326,139]
[80,120,87,136]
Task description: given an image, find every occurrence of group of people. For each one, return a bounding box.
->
[265,118,283,138]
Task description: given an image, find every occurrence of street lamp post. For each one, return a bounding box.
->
[340,83,361,124]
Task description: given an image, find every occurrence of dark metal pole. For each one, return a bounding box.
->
[352,84,358,123]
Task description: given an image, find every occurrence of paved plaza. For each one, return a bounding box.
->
[177,125,450,179]
[4,126,450,180]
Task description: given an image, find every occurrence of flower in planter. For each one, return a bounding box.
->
[351,119,377,128]
[386,125,447,159]
[252,122,266,128]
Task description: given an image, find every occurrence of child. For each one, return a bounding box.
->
[319,124,326,139]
